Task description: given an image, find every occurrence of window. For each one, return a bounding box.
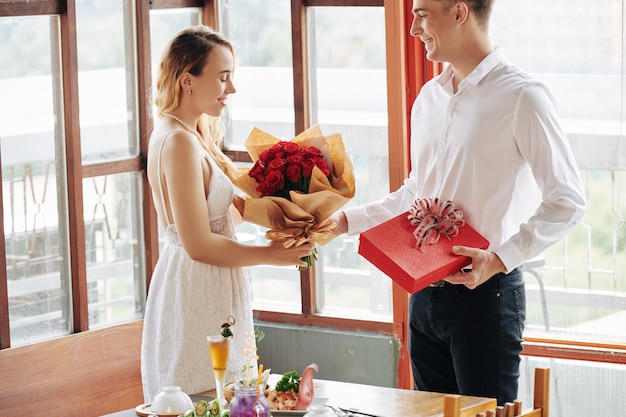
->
[75,0,147,329]
[491,0,626,345]
[0,0,152,347]
[308,6,391,319]
[217,0,303,313]
[1,15,72,344]
[219,2,393,320]
[1,0,400,349]
[489,2,626,415]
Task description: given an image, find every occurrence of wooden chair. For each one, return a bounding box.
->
[0,320,145,417]
[443,367,550,417]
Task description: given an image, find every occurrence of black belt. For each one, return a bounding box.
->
[428,268,521,289]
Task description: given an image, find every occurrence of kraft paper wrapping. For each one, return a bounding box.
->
[233,125,356,248]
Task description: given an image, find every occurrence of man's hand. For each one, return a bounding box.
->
[445,246,506,289]
[328,212,348,235]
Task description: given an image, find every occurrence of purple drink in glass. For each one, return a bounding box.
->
[229,385,270,417]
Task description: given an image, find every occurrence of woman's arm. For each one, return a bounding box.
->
[160,131,313,268]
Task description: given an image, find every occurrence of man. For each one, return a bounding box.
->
[330,0,585,405]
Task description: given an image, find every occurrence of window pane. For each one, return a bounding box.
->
[0,16,72,345]
[150,8,202,70]
[491,1,626,342]
[219,0,302,312]
[219,0,296,146]
[309,7,392,320]
[83,173,146,327]
[76,0,139,162]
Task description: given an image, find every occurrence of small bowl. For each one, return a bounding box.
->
[152,386,194,415]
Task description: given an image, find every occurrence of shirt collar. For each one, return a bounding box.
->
[437,46,506,93]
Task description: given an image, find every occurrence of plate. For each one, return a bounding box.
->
[135,403,193,416]
[270,397,329,417]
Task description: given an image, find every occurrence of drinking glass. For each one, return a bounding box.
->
[229,385,270,417]
[207,335,230,405]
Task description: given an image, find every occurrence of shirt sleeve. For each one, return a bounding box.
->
[494,82,586,272]
[343,170,420,235]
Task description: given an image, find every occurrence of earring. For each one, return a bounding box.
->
[187,89,192,95]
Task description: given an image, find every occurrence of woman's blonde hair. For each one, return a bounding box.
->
[154,25,242,181]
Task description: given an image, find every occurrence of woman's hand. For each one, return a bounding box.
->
[267,240,315,267]
[232,194,245,216]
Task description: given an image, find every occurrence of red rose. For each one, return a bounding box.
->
[268,157,287,171]
[255,181,269,196]
[287,152,303,165]
[258,149,270,163]
[248,161,265,182]
[267,143,285,159]
[281,141,300,154]
[302,146,322,159]
[301,159,315,178]
[315,158,331,177]
[264,169,284,195]
[286,163,302,182]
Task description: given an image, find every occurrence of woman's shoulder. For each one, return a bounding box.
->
[148,127,204,185]
[150,127,200,158]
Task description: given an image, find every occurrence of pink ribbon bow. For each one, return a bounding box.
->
[407,197,465,251]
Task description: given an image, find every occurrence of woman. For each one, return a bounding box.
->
[141,26,313,402]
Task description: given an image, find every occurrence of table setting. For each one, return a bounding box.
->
[117,375,496,417]
[103,314,495,417]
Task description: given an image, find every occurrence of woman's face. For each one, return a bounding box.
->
[188,44,236,117]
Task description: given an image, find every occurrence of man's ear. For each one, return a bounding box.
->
[455,2,469,23]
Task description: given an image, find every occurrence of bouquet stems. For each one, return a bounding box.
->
[298,247,318,271]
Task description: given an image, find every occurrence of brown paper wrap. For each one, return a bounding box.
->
[233,125,356,248]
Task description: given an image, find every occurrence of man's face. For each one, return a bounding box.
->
[410,0,458,63]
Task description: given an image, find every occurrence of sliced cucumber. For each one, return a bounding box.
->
[194,400,210,417]
[208,398,222,416]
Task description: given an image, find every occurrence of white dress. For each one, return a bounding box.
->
[141,130,255,402]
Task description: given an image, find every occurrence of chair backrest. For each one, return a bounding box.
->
[444,367,550,417]
[527,367,550,417]
[0,320,144,417]
[474,401,525,417]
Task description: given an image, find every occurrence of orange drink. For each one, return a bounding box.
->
[207,335,230,405]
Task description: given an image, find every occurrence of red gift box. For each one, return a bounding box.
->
[358,212,490,293]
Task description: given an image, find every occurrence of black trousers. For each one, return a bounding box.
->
[408,268,525,405]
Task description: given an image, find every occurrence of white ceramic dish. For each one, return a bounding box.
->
[270,397,329,416]
[151,386,194,415]
[135,403,193,417]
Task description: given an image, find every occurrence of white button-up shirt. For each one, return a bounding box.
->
[345,48,586,272]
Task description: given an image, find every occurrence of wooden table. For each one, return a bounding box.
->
[102,378,496,417]
[308,379,495,417]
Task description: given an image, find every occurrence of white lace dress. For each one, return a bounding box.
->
[141,131,255,403]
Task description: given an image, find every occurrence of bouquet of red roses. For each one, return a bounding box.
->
[234,125,356,270]
[248,141,331,200]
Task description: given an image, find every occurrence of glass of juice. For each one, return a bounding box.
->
[207,335,230,405]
